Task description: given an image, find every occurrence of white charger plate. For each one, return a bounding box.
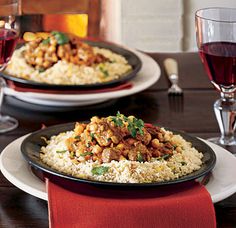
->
[1,135,236,202]
[4,51,160,106]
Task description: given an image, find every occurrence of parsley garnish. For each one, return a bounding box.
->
[137,152,144,162]
[51,31,69,45]
[99,65,109,77]
[42,37,50,45]
[91,166,109,175]
[127,117,144,138]
[111,116,124,127]
[110,112,144,138]
[162,154,170,160]
[56,150,67,153]
[157,154,171,160]
[81,152,93,157]
[90,133,95,140]
[74,135,81,140]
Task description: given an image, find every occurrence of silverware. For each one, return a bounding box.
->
[164,58,183,95]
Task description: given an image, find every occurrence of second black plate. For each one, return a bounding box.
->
[20,122,216,187]
[1,40,142,90]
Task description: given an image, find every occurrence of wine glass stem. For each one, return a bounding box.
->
[214,92,236,145]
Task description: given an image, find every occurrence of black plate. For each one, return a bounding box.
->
[1,40,142,90]
[21,122,216,187]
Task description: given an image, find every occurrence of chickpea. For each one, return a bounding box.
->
[74,123,85,135]
[91,116,99,123]
[106,129,113,137]
[151,139,160,148]
[44,52,52,60]
[157,132,164,142]
[43,60,51,68]
[119,155,126,161]
[37,50,44,57]
[51,53,58,62]
[116,143,125,150]
[39,45,49,52]
[57,46,64,58]
[48,45,56,53]
[64,53,70,61]
[176,146,182,153]
[111,135,119,144]
[35,57,43,65]
[92,145,102,154]
[122,150,129,157]
[50,37,57,45]
[89,124,98,131]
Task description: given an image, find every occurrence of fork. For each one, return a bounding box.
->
[164,58,183,95]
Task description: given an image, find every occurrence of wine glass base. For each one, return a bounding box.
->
[0,115,18,133]
[207,137,236,156]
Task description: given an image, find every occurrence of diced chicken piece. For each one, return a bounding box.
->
[101,148,121,163]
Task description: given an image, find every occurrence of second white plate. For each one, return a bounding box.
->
[5,51,160,106]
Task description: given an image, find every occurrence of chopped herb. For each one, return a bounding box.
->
[99,65,109,77]
[70,152,75,158]
[127,117,144,138]
[92,166,109,175]
[42,37,50,45]
[110,112,144,138]
[137,152,144,162]
[38,67,45,73]
[162,154,170,160]
[111,116,124,127]
[51,31,69,45]
[90,132,95,140]
[56,150,67,154]
[81,152,93,157]
[128,124,137,138]
[181,161,187,165]
[74,135,81,140]
[157,154,170,160]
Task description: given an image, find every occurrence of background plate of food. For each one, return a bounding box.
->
[4,49,160,106]
[1,31,142,89]
[20,113,216,187]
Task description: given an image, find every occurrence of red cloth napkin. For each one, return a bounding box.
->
[6,80,133,94]
[46,177,216,228]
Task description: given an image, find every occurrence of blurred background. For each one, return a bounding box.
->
[19,0,236,52]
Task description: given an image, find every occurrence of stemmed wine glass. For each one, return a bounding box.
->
[0,0,19,133]
[195,8,236,147]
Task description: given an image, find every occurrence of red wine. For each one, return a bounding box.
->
[0,28,18,66]
[199,42,236,87]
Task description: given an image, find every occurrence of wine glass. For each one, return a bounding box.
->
[0,0,19,133]
[195,8,236,147]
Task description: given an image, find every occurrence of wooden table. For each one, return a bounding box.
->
[0,52,235,227]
